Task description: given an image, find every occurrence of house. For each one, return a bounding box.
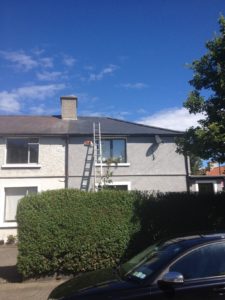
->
[206,164,225,176]
[0,95,189,240]
[189,163,225,193]
[189,175,225,193]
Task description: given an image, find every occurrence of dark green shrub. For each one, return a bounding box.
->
[6,234,17,245]
[17,189,225,279]
[17,189,140,278]
[129,191,225,251]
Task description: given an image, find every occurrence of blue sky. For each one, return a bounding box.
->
[0,0,224,130]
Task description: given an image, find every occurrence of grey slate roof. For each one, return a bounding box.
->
[0,115,183,136]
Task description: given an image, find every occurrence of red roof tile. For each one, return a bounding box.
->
[206,166,225,176]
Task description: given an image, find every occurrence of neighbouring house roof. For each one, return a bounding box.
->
[189,175,225,179]
[0,115,183,136]
[206,166,225,176]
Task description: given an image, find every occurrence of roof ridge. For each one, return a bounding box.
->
[0,115,61,118]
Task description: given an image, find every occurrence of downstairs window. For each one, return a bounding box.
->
[4,187,37,222]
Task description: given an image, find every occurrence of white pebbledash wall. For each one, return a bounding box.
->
[0,137,66,241]
[68,136,188,192]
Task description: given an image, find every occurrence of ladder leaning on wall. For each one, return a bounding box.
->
[93,122,103,190]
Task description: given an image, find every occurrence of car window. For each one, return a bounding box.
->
[122,242,184,281]
[170,242,225,280]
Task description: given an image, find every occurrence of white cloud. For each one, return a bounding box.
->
[0,91,20,113]
[79,110,105,117]
[39,57,54,68]
[32,48,45,56]
[80,107,130,120]
[137,107,204,131]
[89,64,118,81]
[84,65,94,71]
[16,84,66,100]
[36,71,63,81]
[137,108,148,114]
[0,84,65,113]
[0,50,38,71]
[76,93,99,103]
[120,82,149,89]
[62,55,76,67]
[29,104,58,115]
[0,50,54,71]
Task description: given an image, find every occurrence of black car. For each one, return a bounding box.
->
[48,233,225,299]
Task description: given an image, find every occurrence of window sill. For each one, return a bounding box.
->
[95,163,130,167]
[0,222,17,228]
[1,164,42,169]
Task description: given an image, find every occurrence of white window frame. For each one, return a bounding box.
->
[96,181,131,191]
[1,186,38,227]
[2,137,41,168]
[95,162,130,167]
[97,138,128,165]
[195,180,218,193]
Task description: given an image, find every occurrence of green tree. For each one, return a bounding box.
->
[176,16,225,163]
[190,155,204,175]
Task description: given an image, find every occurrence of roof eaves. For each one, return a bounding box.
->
[189,175,225,179]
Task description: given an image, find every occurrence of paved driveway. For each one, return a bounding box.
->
[0,246,65,300]
[0,280,65,300]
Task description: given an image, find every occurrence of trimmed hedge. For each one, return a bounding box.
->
[17,189,225,278]
[16,189,140,278]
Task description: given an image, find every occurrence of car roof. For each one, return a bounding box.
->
[162,233,225,251]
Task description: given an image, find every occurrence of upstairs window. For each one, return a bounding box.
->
[98,139,127,163]
[7,138,39,164]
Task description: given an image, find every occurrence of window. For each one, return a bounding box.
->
[4,187,37,222]
[103,185,128,191]
[98,139,126,163]
[122,240,184,280]
[7,138,39,164]
[198,183,214,194]
[97,182,131,192]
[195,180,217,194]
[170,242,225,279]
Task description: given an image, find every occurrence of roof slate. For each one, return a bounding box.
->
[0,115,183,136]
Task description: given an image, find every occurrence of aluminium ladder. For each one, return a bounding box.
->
[93,122,103,190]
[80,140,94,191]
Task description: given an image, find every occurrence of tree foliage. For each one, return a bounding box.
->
[177,16,225,163]
[190,155,204,175]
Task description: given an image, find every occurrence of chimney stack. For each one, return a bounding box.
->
[60,95,78,120]
[209,161,219,170]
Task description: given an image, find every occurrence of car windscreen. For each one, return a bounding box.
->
[121,241,184,281]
